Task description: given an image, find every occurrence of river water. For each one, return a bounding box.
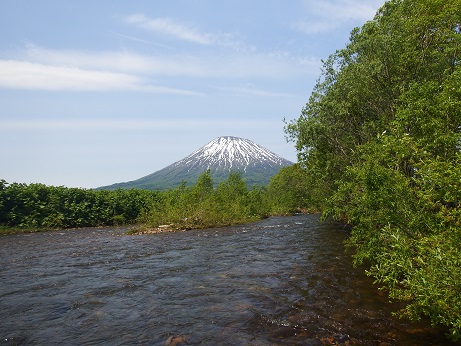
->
[0,214,454,345]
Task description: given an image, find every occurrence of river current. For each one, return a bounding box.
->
[0,214,454,345]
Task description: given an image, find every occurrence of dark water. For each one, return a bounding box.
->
[0,214,454,345]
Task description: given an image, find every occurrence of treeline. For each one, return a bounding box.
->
[0,179,157,230]
[0,169,310,233]
[139,171,267,230]
[286,0,461,340]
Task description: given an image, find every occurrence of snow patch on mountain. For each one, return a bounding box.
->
[172,136,291,172]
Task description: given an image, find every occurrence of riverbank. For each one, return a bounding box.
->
[126,224,185,235]
[0,224,136,236]
[0,226,55,235]
[0,216,264,236]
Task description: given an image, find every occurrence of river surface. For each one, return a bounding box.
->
[0,214,455,345]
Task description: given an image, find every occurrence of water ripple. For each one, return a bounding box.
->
[0,215,454,345]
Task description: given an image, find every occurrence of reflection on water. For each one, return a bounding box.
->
[0,215,454,345]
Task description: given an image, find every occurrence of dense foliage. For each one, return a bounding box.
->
[0,179,157,230]
[0,171,280,233]
[138,170,271,230]
[266,164,315,214]
[286,0,461,339]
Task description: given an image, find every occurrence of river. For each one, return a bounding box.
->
[0,214,454,345]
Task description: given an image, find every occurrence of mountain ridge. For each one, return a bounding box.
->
[98,136,293,190]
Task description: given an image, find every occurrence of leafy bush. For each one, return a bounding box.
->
[286,0,461,339]
[140,171,269,230]
[0,179,158,230]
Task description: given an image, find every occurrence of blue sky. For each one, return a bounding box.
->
[0,0,384,188]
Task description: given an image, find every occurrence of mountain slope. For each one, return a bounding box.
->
[99,136,293,190]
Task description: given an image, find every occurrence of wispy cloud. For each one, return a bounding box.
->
[123,14,248,51]
[21,43,319,78]
[109,31,172,49]
[218,84,295,98]
[293,21,335,35]
[22,43,207,77]
[125,14,213,45]
[0,60,201,94]
[294,0,382,34]
[0,118,282,131]
[313,0,381,21]
[0,43,319,93]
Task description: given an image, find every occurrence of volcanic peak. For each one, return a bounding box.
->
[172,136,290,172]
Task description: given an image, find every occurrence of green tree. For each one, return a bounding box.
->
[182,171,215,227]
[266,164,314,214]
[287,0,461,339]
[247,185,270,218]
[213,172,249,222]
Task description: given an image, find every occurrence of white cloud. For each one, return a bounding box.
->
[109,31,167,47]
[0,60,201,94]
[0,43,320,92]
[125,14,213,45]
[293,21,336,35]
[295,0,382,34]
[23,43,207,77]
[218,84,295,98]
[123,14,249,51]
[0,118,282,131]
[312,0,381,22]
[22,44,319,79]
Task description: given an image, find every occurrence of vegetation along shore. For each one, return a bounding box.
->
[0,168,309,235]
[285,0,461,341]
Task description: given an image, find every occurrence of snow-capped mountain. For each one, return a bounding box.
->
[173,136,291,172]
[99,136,293,190]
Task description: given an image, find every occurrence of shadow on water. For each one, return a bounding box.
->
[0,214,455,345]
